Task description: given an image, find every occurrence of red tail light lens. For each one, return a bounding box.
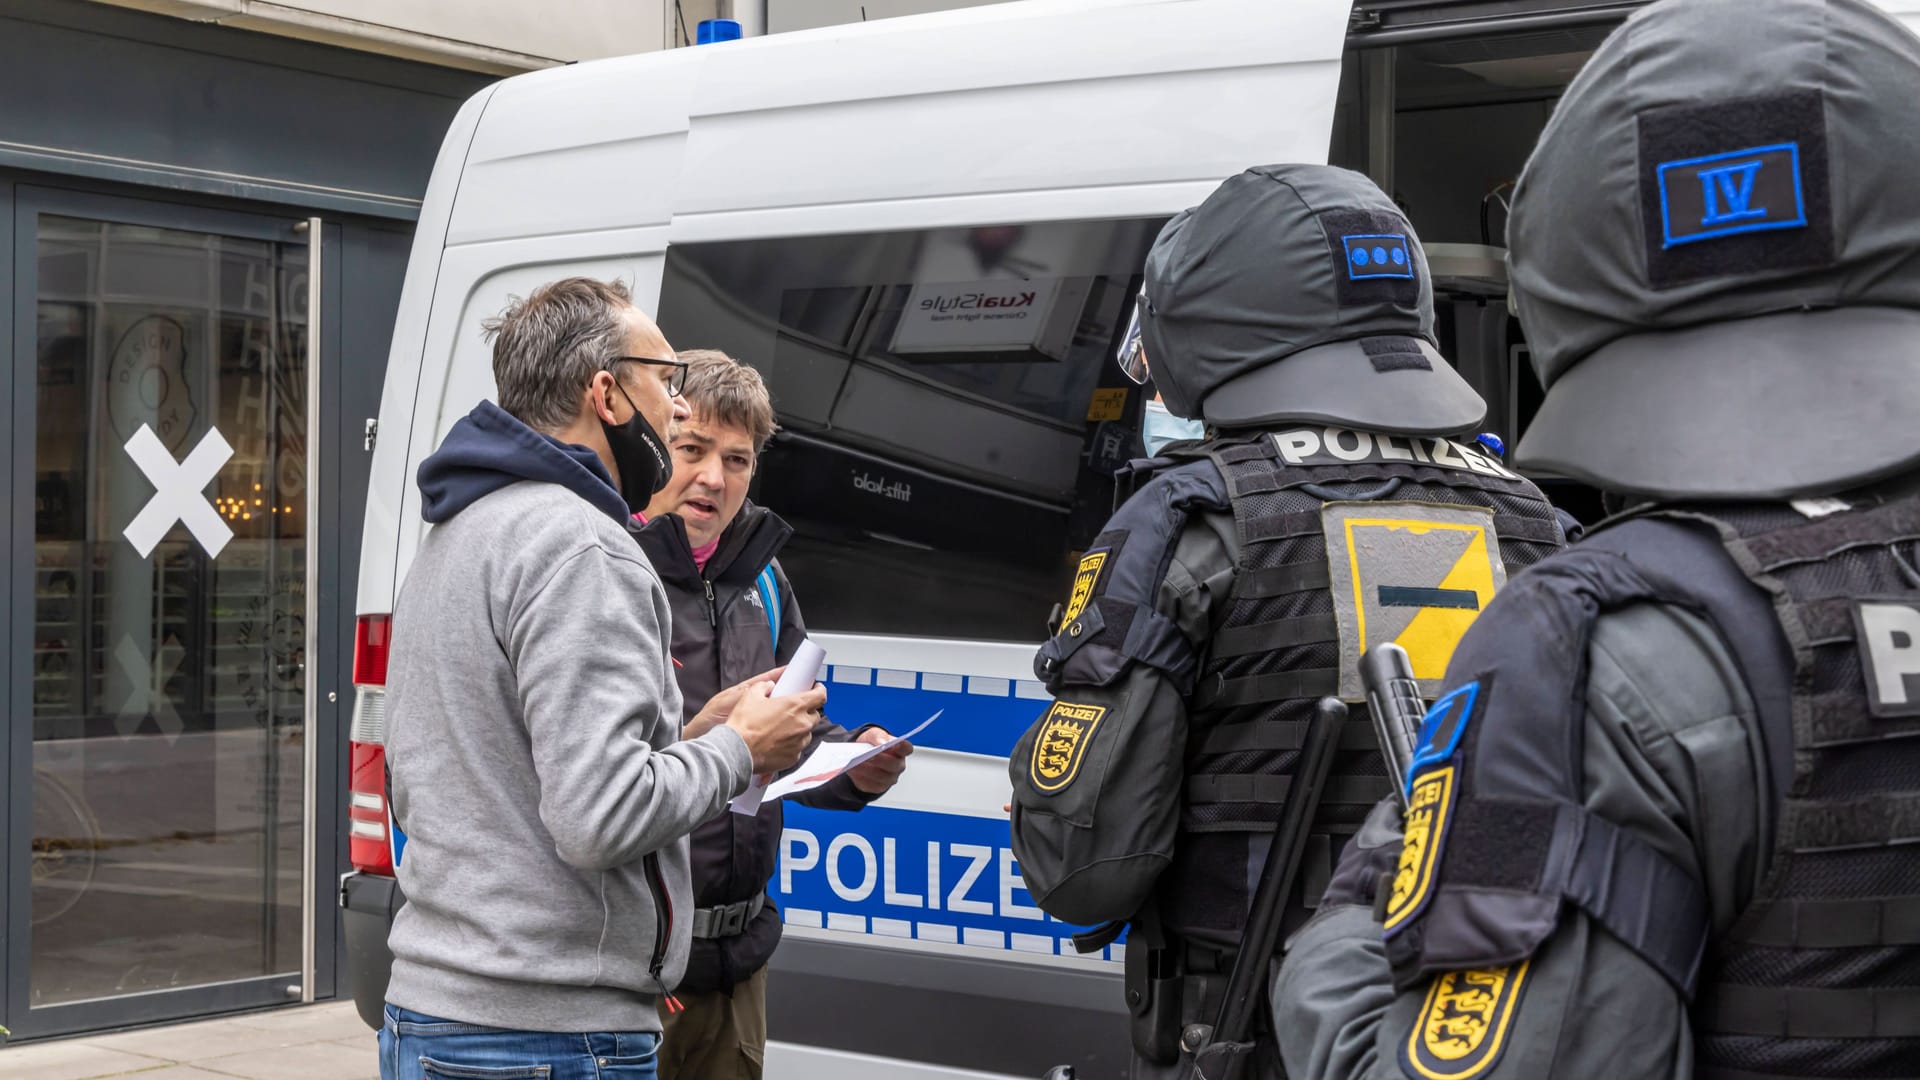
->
[353,613,391,687]
[349,614,394,875]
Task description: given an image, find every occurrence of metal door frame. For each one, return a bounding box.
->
[0,173,14,1036]
[6,182,340,1040]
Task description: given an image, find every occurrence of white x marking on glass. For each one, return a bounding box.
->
[123,424,234,558]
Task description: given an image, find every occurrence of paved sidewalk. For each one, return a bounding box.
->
[0,1000,377,1080]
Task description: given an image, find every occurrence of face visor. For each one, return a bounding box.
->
[1116,291,1149,385]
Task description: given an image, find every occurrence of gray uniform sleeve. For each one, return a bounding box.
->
[1271,601,1770,1078]
[1007,511,1236,924]
[1076,507,1238,725]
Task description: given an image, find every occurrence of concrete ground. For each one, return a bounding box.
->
[0,1000,375,1080]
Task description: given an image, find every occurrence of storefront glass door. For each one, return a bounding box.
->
[7,191,318,1036]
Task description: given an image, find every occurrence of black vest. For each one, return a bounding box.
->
[1383,496,1920,1079]
[1159,429,1564,949]
[1684,501,1920,1079]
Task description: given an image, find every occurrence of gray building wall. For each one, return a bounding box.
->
[0,0,491,218]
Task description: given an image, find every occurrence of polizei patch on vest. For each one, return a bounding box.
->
[1637,91,1833,288]
[1400,960,1531,1080]
[1061,550,1108,625]
[1323,503,1507,701]
[1383,762,1457,936]
[1853,598,1920,718]
[1028,701,1107,794]
[1271,428,1519,479]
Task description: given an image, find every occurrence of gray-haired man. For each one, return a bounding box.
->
[378,277,825,1080]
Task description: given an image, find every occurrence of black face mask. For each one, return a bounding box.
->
[603,379,672,513]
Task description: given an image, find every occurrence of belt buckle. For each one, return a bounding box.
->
[720,902,746,937]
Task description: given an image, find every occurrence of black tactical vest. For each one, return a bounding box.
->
[1678,500,1920,1079]
[1382,495,1920,1080]
[1158,427,1564,950]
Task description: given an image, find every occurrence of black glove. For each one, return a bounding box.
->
[1318,797,1403,911]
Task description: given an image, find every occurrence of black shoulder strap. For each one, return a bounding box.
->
[1035,459,1230,694]
[1385,524,1770,1000]
[1586,513,1797,799]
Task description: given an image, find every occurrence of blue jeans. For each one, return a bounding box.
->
[379,1004,660,1080]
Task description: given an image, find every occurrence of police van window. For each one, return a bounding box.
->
[658,219,1166,640]
[1508,338,1604,524]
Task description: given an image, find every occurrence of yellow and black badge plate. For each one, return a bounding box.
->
[1029,701,1107,794]
[1401,961,1532,1080]
[1321,502,1506,701]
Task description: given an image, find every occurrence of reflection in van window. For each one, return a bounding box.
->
[659,219,1167,640]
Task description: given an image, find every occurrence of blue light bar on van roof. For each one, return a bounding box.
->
[697,19,743,44]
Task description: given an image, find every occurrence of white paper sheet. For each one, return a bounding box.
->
[757,710,942,803]
[728,640,830,815]
[771,640,826,697]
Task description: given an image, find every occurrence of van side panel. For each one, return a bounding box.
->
[1875,0,1920,31]
[357,84,497,617]
[442,0,1349,248]
[387,244,669,601]
[446,51,702,247]
[379,0,1352,617]
[678,3,1349,218]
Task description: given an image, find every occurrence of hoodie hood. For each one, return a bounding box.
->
[417,400,631,526]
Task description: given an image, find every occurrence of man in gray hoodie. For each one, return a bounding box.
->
[377,277,825,1080]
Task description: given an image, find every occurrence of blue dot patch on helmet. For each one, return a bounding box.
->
[1342,233,1414,281]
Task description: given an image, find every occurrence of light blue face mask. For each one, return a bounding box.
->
[1143,398,1205,456]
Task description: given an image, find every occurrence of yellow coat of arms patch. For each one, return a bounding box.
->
[1384,763,1456,934]
[1062,551,1108,625]
[1401,960,1532,1080]
[1029,701,1107,793]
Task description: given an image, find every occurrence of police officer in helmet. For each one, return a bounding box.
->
[1008,163,1565,1080]
[1271,1,1920,1076]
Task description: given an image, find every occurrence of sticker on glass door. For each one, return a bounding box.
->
[121,424,235,558]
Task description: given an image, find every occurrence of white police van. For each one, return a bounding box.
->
[338,0,1920,1076]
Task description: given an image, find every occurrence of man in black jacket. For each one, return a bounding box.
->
[637,350,910,1080]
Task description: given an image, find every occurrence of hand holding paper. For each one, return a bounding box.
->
[847,726,914,795]
[729,640,829,815]
[722,642,826,778]
[686,664,786,741]
[758,710,940,803]
[770,640,826,697]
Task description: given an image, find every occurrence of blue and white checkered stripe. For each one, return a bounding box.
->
[776,654,1122,965]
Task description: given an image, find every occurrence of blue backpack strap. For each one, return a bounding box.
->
[755,566,781,648]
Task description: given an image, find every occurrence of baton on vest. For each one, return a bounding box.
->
[1361,643,1425,807]
[1185,696,1346,1080]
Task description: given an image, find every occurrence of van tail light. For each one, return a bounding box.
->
[348,614,395,876]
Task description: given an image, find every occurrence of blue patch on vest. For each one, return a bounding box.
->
[1405,679,1480,794]
[1658,142,1807,248]
[1341,233,1414,280]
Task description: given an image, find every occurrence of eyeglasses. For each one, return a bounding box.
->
[612,356,689,397]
